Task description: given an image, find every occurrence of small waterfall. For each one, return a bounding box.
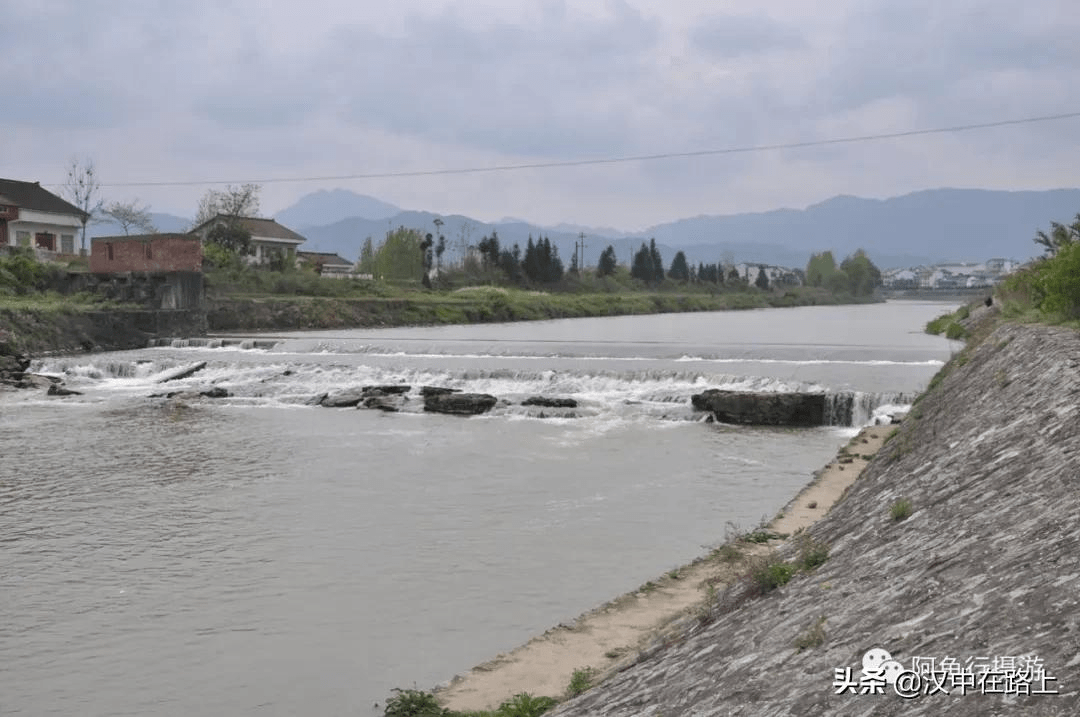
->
[824,391,917,427]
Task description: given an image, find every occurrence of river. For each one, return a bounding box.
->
[0,301,957,716]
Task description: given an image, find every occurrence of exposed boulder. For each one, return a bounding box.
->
[424,392,498,416]
[17,374,59,390]
[47,384,83,397]
[320,388,368,408]
[157,361,208,383]
[691,389,826,426]
[363,395,403,412]
[420,386,460,397]
[363,384,411,395]
[200,387,231,398]
[522,396,578,408]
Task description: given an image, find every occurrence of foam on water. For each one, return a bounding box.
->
[24,352,911,427]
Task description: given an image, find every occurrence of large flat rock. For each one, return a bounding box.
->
[692,388,827,426]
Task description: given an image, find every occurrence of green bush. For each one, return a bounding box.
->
[746,554,796,595]
[924,312,953,335]
[796,536,830,571]
[566,667,594,698]
[1038,241,1080,319]
[944,321,967,340]
[890,498,913,522]
[495,693,558,717]
[384,689,450,717]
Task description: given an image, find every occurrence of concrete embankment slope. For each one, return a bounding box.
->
[1,306,205,355]
[554,321,1080,716]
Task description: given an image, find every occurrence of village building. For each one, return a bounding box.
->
[0,178,88,255]
[189,215,306,265]
[296,251,357,277]
[90,234,203,274]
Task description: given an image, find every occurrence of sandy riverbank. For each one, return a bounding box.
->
[436,425,892,712]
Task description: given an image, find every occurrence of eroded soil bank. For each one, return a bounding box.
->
[551,321,1080,715]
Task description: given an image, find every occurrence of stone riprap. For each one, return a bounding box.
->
[553,322,1080,716]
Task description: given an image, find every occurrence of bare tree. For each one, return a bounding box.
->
[63,157,102,254]
[194,184,261,227]
[102,199,157,235]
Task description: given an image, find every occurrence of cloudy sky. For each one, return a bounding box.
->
[8,0,1080,230]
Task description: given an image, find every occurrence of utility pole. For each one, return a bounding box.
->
[577,232,586,273]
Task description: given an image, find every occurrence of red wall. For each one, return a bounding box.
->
[90,234,202,273]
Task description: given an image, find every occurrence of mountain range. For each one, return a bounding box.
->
[91,187,1080,269]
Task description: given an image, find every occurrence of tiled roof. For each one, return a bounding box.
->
[191,215,307,244]
[0,178,88,218]
[298,251,353,266]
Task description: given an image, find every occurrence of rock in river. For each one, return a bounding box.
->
[423,392,498,416]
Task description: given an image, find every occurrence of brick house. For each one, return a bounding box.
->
[0,178,88,255]
[189,215,306,265]
[90,233,203,273]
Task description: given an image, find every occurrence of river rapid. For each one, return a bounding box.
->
[0,301,958,716]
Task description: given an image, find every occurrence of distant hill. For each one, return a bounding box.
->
[274,189,401,229]
[642,188,1080,267]
[297,188,1080,270]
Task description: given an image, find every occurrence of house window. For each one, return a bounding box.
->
[16,231,30,247]
[61,235,75,254]
[107,243,114,261]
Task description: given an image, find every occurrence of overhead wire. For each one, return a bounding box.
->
[62,109,1080,189]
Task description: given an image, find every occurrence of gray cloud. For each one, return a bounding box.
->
[690,13,805,59]
[4,1,1080,230]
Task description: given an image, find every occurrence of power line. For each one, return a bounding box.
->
[89,110,1080,189]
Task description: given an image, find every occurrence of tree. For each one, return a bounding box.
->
[420,233,435,287]
[839,249,882,296]
[63,157,101,254]
[755,266,770,290]
[206,223,252,254]
[102,199,156,235]
[806,251,838,288]
[597,245,618,277]
[194,184,261,227]
[669,251,690,282]
[1034,215,1080,257]
[373,227,425,280]
[358,237,376,274]
[631,242,653,282]
[649,238,664,282]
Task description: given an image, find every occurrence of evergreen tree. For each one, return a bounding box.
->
[631,242,653,281]
[597,245,618,277]
[649,238,664,282]
[755,266,770,290]
[669,251,690,282]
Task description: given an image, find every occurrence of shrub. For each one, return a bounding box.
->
[495,693,558,717]
[383,689,449,717]
[746,553,796,595]
[794,616,827,651]
[1038,241,1080,319]
[890,498,913,522]
[944,321,967,340]
[924,312,953,335]
[796,536,830,571]
[566,667,594,698]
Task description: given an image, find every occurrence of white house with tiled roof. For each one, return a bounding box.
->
[0,178,88,255]
[190,214,307,265]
